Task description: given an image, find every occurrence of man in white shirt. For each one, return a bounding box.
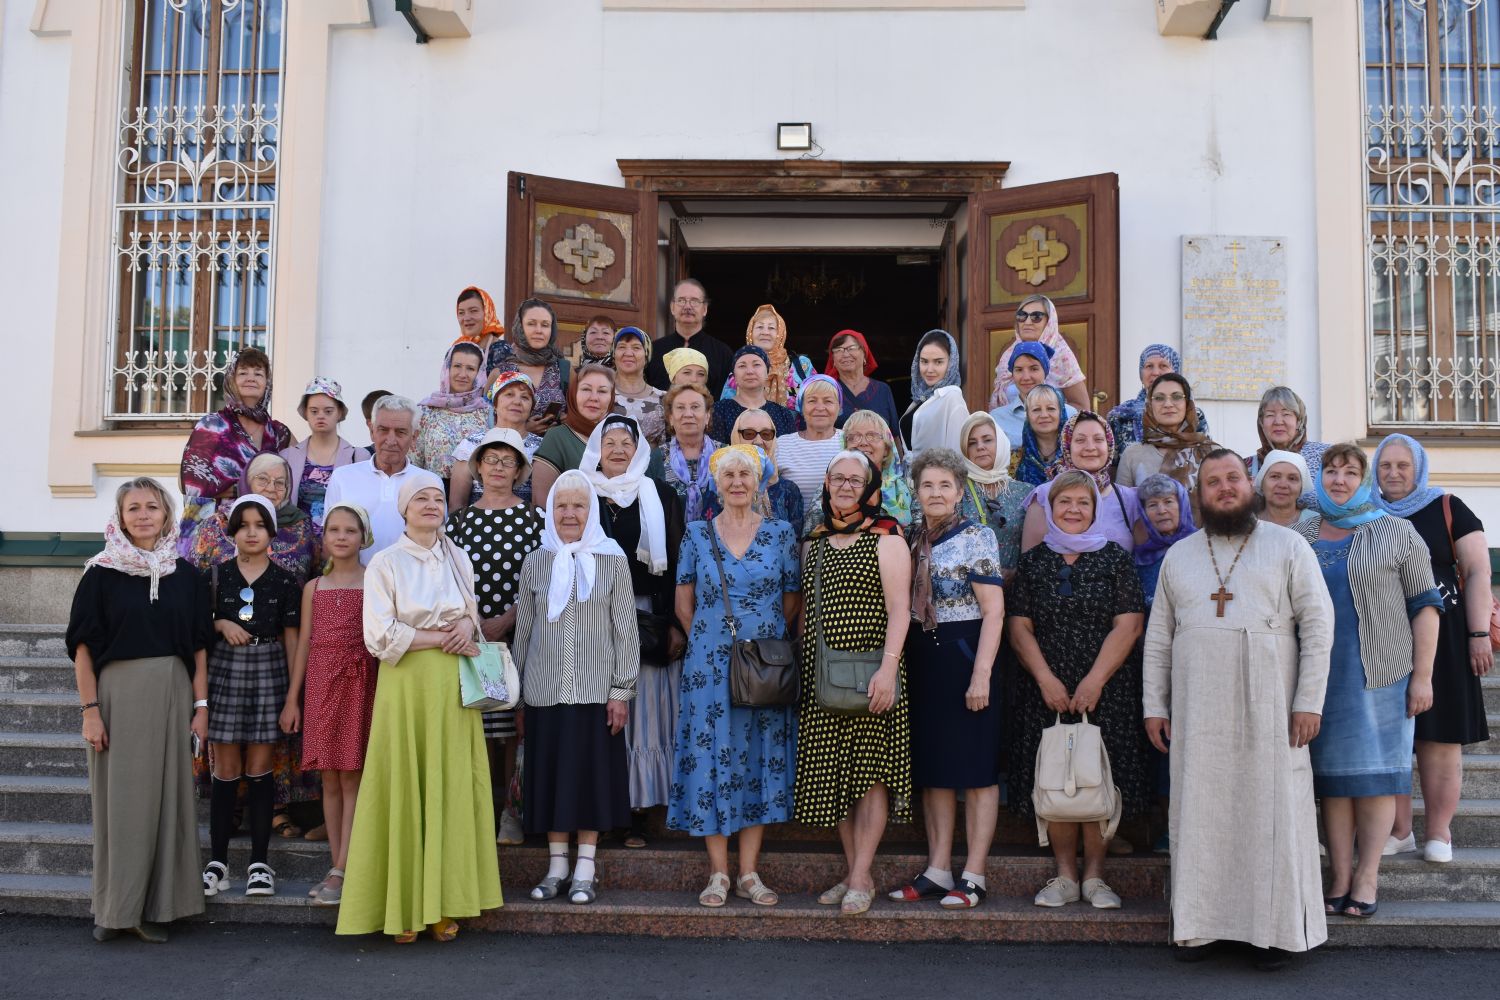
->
[325,394,423,563]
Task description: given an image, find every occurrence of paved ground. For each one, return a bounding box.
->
[0,916,1492,1000]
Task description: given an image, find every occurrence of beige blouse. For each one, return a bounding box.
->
[363,531,478,663]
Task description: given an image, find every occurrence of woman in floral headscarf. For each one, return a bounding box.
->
[987,294,1089,412]
[1105,344,1209,450]
[454,285,505,357]
[1115,373,1218,521]
[178,348,293,558]
[721,304,816,409]
[412,343,493,484]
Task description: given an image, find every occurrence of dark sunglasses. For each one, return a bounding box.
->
[1016,309,1048,324]
[237,586,255,622]
[738,428,777,442]
[1055,565,1074,599]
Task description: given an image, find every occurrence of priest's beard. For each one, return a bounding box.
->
[1200,495,1258,537]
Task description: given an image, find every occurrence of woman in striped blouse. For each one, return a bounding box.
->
[1297,443,1441,920]
[512,470,640,905]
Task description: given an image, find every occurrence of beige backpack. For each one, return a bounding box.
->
[1031,712,1122,847]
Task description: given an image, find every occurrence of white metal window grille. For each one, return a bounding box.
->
[1365,0,1500,429]
[107,0,286,420]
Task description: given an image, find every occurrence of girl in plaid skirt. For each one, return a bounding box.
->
[202,495,303,899]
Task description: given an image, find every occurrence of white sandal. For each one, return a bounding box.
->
[735,872,779,906]
[817,881,849,905]
[699,871,731,908]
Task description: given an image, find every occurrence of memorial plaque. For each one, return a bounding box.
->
[1180,235,1288,401]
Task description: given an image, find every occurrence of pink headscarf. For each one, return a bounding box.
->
[421,343,491,414]
[988,295,1086,408]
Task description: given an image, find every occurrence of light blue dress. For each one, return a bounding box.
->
[668,519,800,837]
[1309,536,1417,797]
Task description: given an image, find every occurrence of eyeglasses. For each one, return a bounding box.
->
[250,475,287,491]
[829,474,865,489]
[738,428,776,442]
[831,343,864,356]
[480,454,519,469]
[672,296,705,308]
[1016,309,1048,324]
[844,432,883,446]
[1055,565,1074,599]
[237,586,255,622]
[1150,393,1187,404]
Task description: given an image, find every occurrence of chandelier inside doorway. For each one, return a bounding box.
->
[765,259,867,305]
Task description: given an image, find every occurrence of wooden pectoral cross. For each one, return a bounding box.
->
[1210,586,1234,617]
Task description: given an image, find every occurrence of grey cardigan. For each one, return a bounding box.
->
[1297,514,1441,689]
[512,548,639,707]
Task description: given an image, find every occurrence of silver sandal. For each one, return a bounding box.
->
[530,874,570,900]
[568,878,597,904]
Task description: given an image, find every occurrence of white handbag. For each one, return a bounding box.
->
[1031,712,1122,847]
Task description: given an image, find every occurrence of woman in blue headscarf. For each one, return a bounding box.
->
[1105,344,1209,450]
[1014,385,1070,487]
[1372,432,1493,864]
[1296,442,1441,919]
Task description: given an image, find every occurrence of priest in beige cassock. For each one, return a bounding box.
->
[1143,450,1334,969]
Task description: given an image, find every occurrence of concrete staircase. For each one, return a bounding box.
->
[2,621,1498,946]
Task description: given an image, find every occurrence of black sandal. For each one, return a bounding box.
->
[887,873,949,902]
[1324,894,1348,915]
[1342,898,1378,918]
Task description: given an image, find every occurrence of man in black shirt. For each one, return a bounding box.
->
[644,278,735,396]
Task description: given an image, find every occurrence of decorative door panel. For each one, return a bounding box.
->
[505,172,657,349]
[967,173,1119,413]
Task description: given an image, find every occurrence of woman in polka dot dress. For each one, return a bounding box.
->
[445,428,545,845]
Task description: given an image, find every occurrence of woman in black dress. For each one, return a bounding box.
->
[582,414,687,847]
[67,478,209,942]
[1374,433,1493,862]
[445,427,546,846]
[1008,470,1147,911]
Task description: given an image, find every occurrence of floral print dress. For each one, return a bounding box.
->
[667,519,800,837]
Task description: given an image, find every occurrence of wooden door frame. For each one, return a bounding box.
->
[617,160,1009,400]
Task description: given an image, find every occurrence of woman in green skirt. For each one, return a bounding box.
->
[335,468,502,942]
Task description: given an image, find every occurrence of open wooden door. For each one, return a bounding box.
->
[505,172,658,350]
[966,173,1119,413]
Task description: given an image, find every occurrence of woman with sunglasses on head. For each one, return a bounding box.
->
[201,495,303,901]
[1007,470,1148,911]
[988,295,1090,413]
[703,408,804,532]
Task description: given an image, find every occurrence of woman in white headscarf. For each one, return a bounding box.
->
[955,411,1033,580]
[512,471,640,904]
[582,415,687,847]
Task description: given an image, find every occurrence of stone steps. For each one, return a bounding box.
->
[0,658,74,693]
[0,692,87,734]
[0,625,66,659]
[1469,714,1500,755]
[2,869,1490,948]
[1413,798,1500,845]
[0,732,86,778]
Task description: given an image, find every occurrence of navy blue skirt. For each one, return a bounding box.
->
[523,703,631,835]
[906,619,1002,790]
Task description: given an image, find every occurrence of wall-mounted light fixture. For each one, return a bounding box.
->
[777,123,813,151]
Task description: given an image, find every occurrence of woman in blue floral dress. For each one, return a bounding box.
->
[669,445,800,909]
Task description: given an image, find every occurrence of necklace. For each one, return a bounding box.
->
[1205,527,1254,617]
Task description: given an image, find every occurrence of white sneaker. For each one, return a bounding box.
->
[496,812,524,846]
[244,862,276,897]
[1383,833,1416,856]
[1081,877,1122,909]
[202,861,230,898]
[1034,876,1080,907]
[1423,838,1454,863]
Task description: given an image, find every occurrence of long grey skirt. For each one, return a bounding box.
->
[92,656,205,928]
